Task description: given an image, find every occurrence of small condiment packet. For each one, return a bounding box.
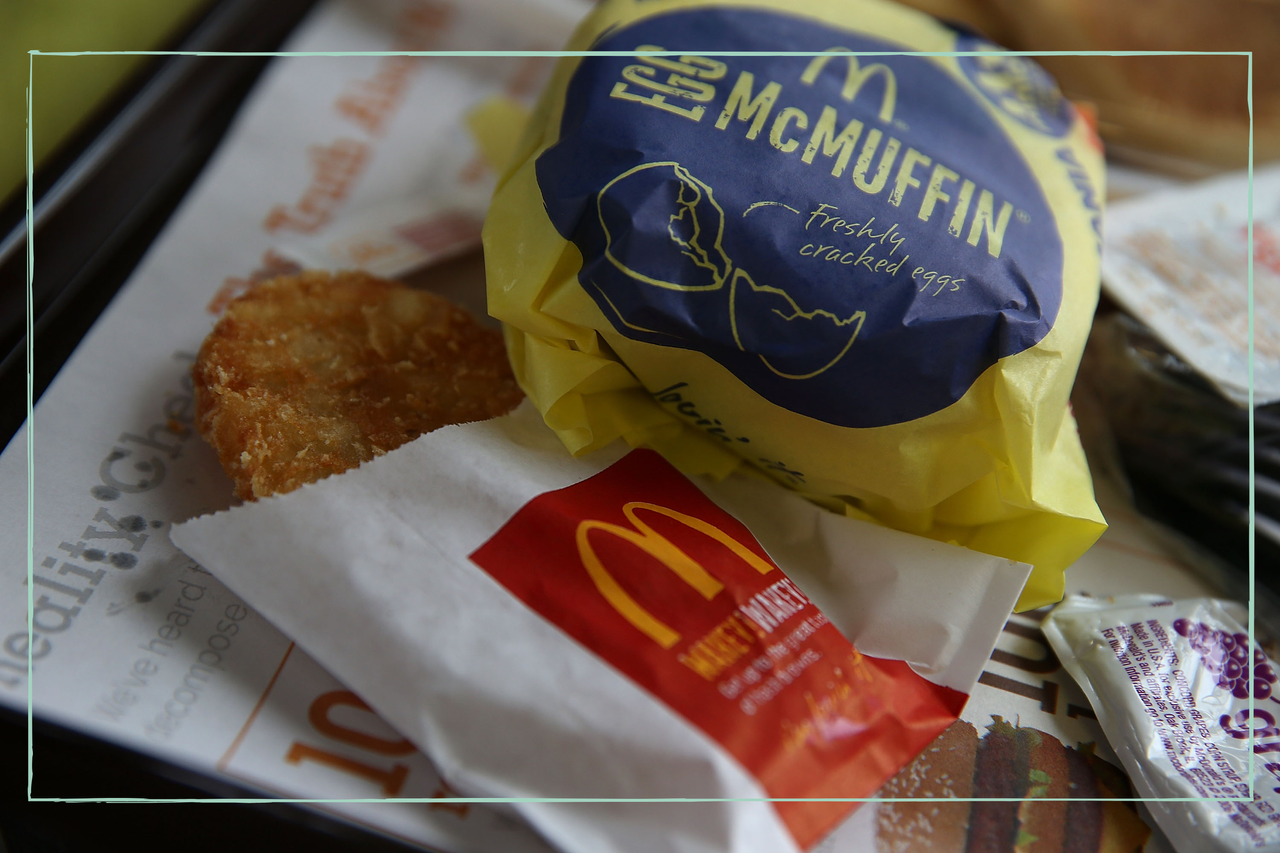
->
[1044,595,1280,853]
[1101,165,1280,406]
[172,401,1028,853]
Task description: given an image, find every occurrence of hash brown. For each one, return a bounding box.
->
[193,270,523,500]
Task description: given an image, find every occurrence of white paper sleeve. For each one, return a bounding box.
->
[173,401,1028,853]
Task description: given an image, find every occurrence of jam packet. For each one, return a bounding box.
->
[484,0,1107,611]
[1043,595,1280,853]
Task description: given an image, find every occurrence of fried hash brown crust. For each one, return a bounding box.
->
[193,270,523,500]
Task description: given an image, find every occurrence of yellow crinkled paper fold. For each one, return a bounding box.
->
[484,0,1107,610]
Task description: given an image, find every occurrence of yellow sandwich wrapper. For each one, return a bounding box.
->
[483,0,1107,610]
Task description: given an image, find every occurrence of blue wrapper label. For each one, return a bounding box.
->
[537,8,1067,428]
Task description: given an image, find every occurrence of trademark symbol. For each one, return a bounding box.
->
[1015,209,1031,224]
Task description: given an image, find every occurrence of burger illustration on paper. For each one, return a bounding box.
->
[592,161,865,380]
[875,718,1151,853]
